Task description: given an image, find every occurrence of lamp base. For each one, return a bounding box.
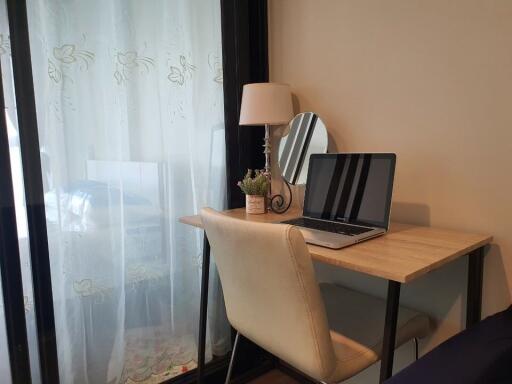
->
[263,124,271,177]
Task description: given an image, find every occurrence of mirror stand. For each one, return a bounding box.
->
[270,178,293,214]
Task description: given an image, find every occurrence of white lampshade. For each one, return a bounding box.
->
[239,83,293,126]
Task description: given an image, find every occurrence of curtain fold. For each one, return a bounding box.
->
[1,1,230,383]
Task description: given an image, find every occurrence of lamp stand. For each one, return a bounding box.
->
[263,124,272,210]
[263,124,271,179]
[262,123,293,214]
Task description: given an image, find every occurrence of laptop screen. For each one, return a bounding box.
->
[303,153,396,229]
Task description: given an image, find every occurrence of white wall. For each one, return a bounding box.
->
[269,0,512,381]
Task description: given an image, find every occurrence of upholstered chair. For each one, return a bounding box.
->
[200,208,430,383]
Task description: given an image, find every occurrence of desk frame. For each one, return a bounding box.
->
[197,235,211,382]
[378,246,484,382]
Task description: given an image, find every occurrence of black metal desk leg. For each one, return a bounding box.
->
[466,247,484,328]
[379,280,401,383]
[197,232,211,383]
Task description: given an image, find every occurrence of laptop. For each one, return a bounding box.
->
[281,153,396,249]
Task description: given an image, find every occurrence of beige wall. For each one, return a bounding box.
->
[269,0,512,381]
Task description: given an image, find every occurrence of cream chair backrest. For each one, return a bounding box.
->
[200,208,337,381]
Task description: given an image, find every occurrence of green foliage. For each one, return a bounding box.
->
[237,169,269,196]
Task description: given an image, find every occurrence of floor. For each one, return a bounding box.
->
[248,370,300,384]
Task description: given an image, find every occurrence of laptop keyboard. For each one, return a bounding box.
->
[281,217,373,236]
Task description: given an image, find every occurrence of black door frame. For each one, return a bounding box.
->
[6,0,60,383]
[0,57,33,384]
[222,0,267,209]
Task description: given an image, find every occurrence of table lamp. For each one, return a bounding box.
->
[239,82,293,186]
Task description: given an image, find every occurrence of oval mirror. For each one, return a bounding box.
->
[278,112,328,185]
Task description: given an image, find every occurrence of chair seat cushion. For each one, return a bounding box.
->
[384,305,512,384]
[319,283,431,383]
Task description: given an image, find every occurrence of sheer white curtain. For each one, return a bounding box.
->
[1,1,230,383]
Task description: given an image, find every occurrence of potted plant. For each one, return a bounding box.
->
[237,169,270,214]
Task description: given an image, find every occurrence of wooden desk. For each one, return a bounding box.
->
[180,208,492,383]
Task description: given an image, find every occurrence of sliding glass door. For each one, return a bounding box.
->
[1,1,41,382]
[1,5,14,381]
[1,0,230,383]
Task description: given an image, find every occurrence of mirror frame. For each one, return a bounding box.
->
[278,112,328,185]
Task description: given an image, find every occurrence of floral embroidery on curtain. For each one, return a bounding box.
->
[168,55,196,86]
[48,40,95,83]
[114,50,154,85]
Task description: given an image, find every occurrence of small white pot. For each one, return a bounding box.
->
[245,195,266,214]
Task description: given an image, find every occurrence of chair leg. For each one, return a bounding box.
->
[413,337,419,361]
[225,331,241,384]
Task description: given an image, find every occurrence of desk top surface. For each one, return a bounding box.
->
[179,208,492,283]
